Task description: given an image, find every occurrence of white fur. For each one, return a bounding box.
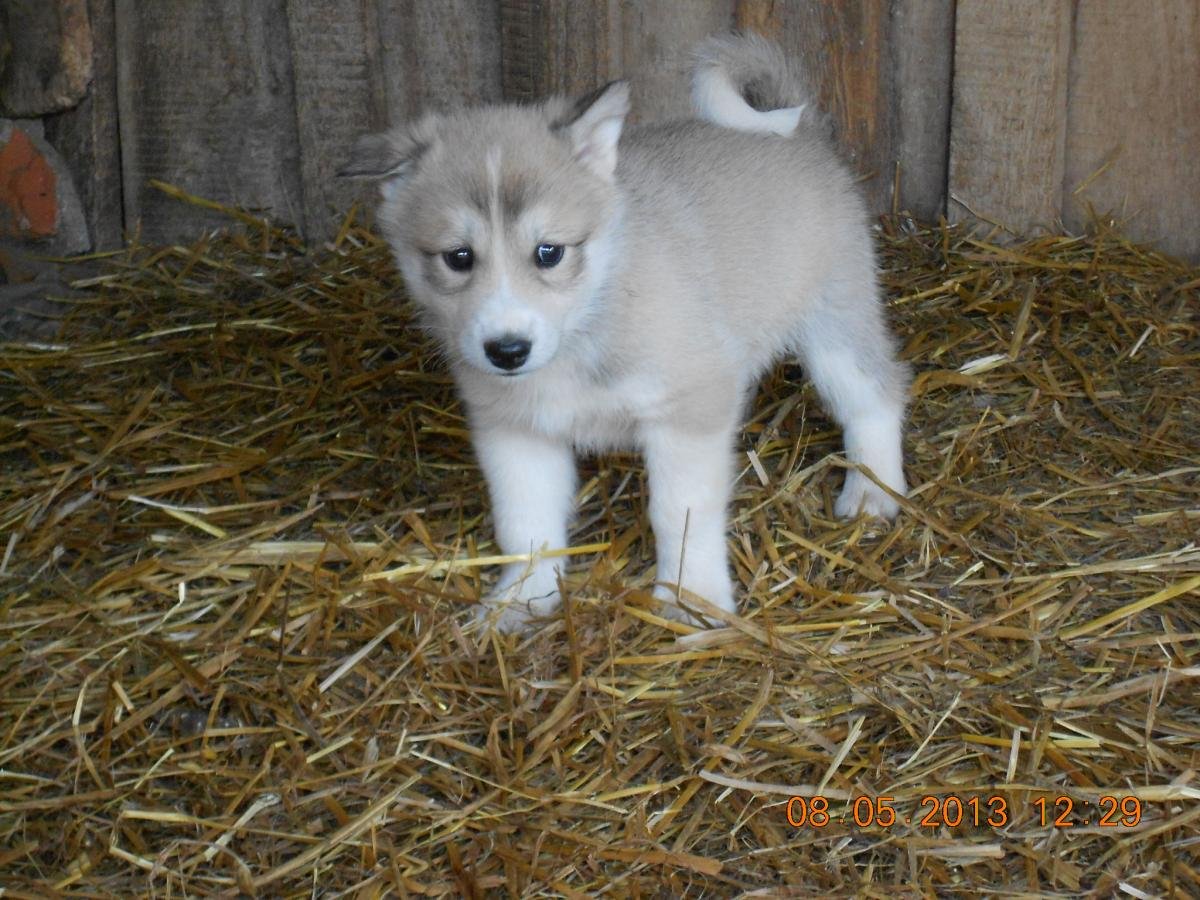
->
[461,274,560,374]
[472,426,575,630]
[692,67,805,137]
[643,423,738,618]
[796,305,906,520]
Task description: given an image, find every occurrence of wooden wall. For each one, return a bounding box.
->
[950,0,1200,260]
[41,0,1200,260]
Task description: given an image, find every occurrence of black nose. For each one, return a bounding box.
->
[483,335,532,371]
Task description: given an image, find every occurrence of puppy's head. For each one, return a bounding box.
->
[341,82,630,378]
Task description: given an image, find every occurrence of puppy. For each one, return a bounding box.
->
[341,33,909,631]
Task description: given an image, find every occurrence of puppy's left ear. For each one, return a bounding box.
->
[557,80,630,181]
[338,133,414,178]
[338,130,427,200]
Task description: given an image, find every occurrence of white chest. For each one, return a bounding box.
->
[475,369,667,453]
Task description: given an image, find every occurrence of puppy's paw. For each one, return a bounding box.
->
[652,583,736,627]
[835,470,901,520]
[472,597,553,633]
[474,564,561,633]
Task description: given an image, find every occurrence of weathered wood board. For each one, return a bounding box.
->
[500,0,622,102]
[114,0,305,242]
[286,0,503,244]
[44,0,123,249]
[892,0,953,221]
[285,0,386,244]
[496,0,947,216]
[15,0,1197,261]
[736,0,902,215]
[617,0,736,125]
[499,0,735,124]
[948,0,1073,233]
[377,0,502,122]
[1063,0,1200,260]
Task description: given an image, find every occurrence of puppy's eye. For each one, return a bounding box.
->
[442,247,474,272]
[534,243,564,268]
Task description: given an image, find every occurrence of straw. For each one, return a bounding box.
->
[0,195,1197,894]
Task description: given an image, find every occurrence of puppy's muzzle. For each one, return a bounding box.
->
[483,335,532,372]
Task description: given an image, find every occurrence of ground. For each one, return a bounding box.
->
[0,209,1197,895]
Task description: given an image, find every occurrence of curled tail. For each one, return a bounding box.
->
[691,33,817,137]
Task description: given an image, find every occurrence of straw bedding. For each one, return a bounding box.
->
[1,194,1198,896]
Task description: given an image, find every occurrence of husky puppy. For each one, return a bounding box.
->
[341,34,909,631]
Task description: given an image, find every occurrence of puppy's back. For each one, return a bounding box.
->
[612,119,873,362]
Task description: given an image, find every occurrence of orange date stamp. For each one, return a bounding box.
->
[785,794,1145,829]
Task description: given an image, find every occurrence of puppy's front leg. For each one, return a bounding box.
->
[642,424,737,621]
[472,425,577,631]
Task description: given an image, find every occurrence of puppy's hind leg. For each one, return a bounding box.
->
[796,287,909,519]
[641,423,738,622]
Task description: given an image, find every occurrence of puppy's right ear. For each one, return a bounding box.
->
[337,132,424,199]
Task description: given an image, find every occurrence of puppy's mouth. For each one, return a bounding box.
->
[493,362,545,378]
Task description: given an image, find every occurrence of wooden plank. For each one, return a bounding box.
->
[498,0,538,101]
[948,1,1072,233]
[376,0,502,123]
[114,0,305,242]
[618,0,735,125]
[735,0,898,213]
[892,0,953,220]
[497,0,947,216]
[500,0,619,102]
[499,0,734,123]
[1063,0,1200,261]
[44,0,123,249]
[285,0,386,244]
